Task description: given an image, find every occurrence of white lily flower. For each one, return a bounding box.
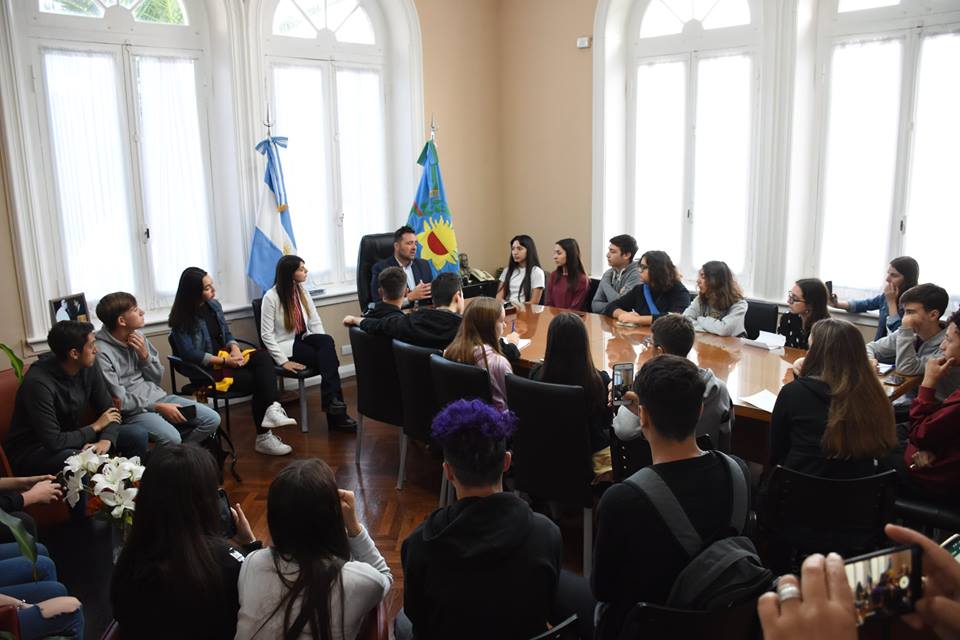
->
[78,448,107,474]
[100,486,138,519]
[89,473,121,497]
[117,457,144,483]
[64,454,84,477]
[65,473,84,508]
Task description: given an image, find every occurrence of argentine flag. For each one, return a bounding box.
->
[247,136,297,292]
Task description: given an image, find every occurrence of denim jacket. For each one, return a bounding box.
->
[169,299,237,366]
[849,294,902,341]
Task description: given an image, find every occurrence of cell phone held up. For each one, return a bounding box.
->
[845,545,922,625]
[611,362,635,406]
[217,488,237,539]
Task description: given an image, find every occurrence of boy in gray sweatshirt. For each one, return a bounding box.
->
[95,292,219,445]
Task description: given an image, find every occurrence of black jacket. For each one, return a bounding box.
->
[603,281,691,319]
[401,492,562,640]
[769,377,882,478]
[365,301,405,320]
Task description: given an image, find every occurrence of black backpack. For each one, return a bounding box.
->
[623,452,773,611]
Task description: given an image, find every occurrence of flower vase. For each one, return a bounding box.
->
[111,520,130,564]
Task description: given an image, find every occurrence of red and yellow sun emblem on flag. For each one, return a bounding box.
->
[417,218,458,271]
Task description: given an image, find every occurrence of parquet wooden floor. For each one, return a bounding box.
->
[220,380,589,633]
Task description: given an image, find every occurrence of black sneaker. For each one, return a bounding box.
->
[328,412,358,433]
[326,399,347,415]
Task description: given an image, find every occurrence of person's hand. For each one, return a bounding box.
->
[21,479,63,506]
[407,282,431,302]
[342,315,361,327]
[282,361,306,372]
[126,332,150,361]
[339,489,362,537]
[618,311,644,324]
[155,402,187,424]
[884,281,900,308]
[758,553,857,640]
[92,408,121,432]
[828,293,843,309]
[82,440,111,455]
[923,356,956,389]
[8,475,55,492]
[503,331,521,345]
[230,503,256,546]
[911,450,936,469]
[885,523,960,639]
[791,356,805,378]
[868,357,881,375]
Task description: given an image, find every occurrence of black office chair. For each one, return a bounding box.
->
[462,280,499,299]
[251,298,320,433]
[743,299,778,340]
[893,496,960,539]
[356,233,396,311]
[429,354,493,407]
[348,327,404,465]
[392,340,442,492]
[165,334,242,482]
[610,433,714,483]
[613,598,760,640]
[757,466,897,574]
[528,615,579,640]
[506,374,595,574]
[583,277,601,311]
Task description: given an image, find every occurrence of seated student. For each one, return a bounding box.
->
[683,261,748,336]
[771,318,896,478]
[366,266,407,319]
[0,476,62,544]
[4,321,146,476]
[604,250,689,324]
[778,279,830,349]
[831,256,919,340]
[95,292,220,446]
[496,234,546,305]
[397,399,562,640]
[0,544,84,640]
[530,312,611,453]
[169,267,295,457]
[590,234,641,313]
[260,256,357,432]
[343,272,465,350]
[613,314,733,451]
[545,238,589,310]
[592,355,752,639]
[443,297,519,411]
[369,225,432,307]
[112,444,261,640]
[866,283,960,401]
[235,459,391,639]
[889,308,960,501]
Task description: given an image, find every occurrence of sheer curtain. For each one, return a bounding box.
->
[133,54,213,301]
[43,49,136,300]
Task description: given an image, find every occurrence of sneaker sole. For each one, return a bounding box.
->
[261,418,298,429]
[255,445,293,456]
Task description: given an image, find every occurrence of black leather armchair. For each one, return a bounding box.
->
[356,233,396,311]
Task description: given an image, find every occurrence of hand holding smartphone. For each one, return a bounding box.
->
[844,545,922,625]
[612,362,634,406]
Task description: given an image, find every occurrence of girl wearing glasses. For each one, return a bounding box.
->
[605,250,689,325]
[778,279,831,349]
[683,261,748,337]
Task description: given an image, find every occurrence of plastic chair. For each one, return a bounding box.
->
[743,299,778,340]
[251,297,320,433]
[429,354,493,408]
[392,340,442,491]
[614,598,760,640]
[505,374,595,575]
[356,233,396,311]
[348,327,404,465]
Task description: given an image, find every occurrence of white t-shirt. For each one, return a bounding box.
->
[499,266,545,304]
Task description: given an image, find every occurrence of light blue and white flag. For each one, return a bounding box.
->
[247,136,297,292]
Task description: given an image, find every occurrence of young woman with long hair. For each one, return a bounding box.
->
[530,312,611,452]
[111,444,260,639]
[545,238,589,310]
[777,278,831,350]
[605,250,690,325]
[235,459,391,640]
[496,235,545,305]
[261,255,356,432]
[168,266,295,456]
[444,297,517,411]
[831,256,920,340]
[770,318,896,478]
[682,261,749,337]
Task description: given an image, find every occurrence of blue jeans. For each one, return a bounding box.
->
[123,395,220,445]
[6,581,84,639]
[0,555,56,585]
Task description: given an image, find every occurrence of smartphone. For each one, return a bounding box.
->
[217,488,237,539]
[611,362,635,406]
[825,280,833,299]
[845,545,922,625]
[178,404,197,421]
[941,533,960,562]
[883,375,905,386]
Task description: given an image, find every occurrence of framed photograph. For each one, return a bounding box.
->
[49,293,90,325]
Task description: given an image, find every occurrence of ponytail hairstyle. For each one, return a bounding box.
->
[274,255,313,332]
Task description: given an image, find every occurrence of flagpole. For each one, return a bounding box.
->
[430,112,437,144]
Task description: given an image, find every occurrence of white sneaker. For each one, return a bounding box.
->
[261,401,297,429]
[255,432,292,456]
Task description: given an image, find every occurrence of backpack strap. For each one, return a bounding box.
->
[717,452,749,533]
[625,467,702,558]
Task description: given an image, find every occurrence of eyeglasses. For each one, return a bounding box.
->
[787,292,805,304]
[639,264,649,271]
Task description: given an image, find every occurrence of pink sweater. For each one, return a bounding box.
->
[474,345,513,411]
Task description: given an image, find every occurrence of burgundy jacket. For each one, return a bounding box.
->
[905,385,960,497]
[545,272,589,310]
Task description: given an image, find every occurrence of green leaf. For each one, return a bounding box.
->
[0,508,38,580]
[0,343,23,383]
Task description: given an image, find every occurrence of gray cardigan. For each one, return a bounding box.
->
[590,262,641,313]
[866,325,960,401]
[683,296,749,337]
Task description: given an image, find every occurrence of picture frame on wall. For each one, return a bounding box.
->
[49,293,90,325]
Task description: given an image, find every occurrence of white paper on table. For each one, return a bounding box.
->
[740,389,779,413]
[516,339,532,350]
[876,363,895,375]
[741,330,787,350]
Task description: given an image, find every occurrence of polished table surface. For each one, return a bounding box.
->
[507,303,916,422]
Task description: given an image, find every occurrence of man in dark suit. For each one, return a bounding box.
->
[370,225,433,306]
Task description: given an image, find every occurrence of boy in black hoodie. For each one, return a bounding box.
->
[397,399,562,640]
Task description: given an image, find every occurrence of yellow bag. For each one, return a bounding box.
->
[213,348,257,392]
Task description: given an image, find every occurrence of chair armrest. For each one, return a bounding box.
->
[167,354,215,384]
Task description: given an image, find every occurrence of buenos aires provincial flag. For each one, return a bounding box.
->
[406,139,459,276]
[247,136,297,292]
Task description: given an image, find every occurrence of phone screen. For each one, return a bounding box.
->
[217,488,237,539]
[612,363,635,406]
[941,534,960,562]
[845,545,921,624]
[826,280,833,298]
[179,404,197,421]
